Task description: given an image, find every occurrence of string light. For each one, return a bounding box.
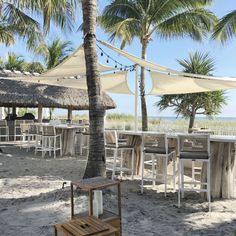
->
[97,43,136,72]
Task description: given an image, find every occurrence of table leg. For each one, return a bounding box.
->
[89,190,93,216]
[71,183,74,219]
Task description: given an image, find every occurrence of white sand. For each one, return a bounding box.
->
[0,143,236,236]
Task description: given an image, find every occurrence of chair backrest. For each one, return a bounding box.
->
[0,120,7,127]
[15,120,24,127]
[104,130,118,146]
[193,130,214,135]
[49,120,61,125]
[28,124,38,134]
[24,120,34,124]
[142,133,168,153]
[42,125,56,136]
[178,134,210,156]
[20,123,30,133]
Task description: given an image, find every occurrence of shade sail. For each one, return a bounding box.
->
[0,42,133,94]
[41,44,114,77]
[4,71,132,94]
[150,71,236,95]
[98,40,180,74]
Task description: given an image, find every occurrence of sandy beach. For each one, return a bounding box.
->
[0,143,236,236]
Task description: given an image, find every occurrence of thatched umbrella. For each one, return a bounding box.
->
[0,79,116,109]
[0,75,116,121]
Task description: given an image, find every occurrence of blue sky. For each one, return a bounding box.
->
[1,0,236,118]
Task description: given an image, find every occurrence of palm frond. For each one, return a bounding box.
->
[212,10,236,43]
[157,8,217,41]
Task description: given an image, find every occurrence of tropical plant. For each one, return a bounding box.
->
[82,0,106,178]
[25,62,45,73]
[0,1,76,49]
[99,0,218,131]
[156,52,227,132]
[35,38,73,69]
[4,52,26,71]
[212,10,236,43]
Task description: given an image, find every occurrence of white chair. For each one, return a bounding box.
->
[41,125,62,158]
[14,120,24,141]
[141,133,176,196]
[27,124,41,152]
[19,123,32,150]
[105,130,135,180]
[0,120,9,141]
[177,134,211,211]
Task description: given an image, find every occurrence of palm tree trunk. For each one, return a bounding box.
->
[82,0,106,178]
[188,113,196,133]
[140,42,148,131]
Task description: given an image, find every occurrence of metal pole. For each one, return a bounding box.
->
[134,65,139,131]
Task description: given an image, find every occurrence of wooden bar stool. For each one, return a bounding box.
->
[55,216,118,236]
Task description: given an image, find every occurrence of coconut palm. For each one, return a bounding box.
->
[99,0,218,131]
[212,10,236,43]
[156,52,226,132]
[0,0,76,48]
[4,52,26,71]
[35,38,74,69]
[82,0,106,178]
[25,62,45,73]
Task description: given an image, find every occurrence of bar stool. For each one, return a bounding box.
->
[177,134,211,211]
[20,123,32,150]
[14,120,24,141]
[105,130,135,180]
[42,125,62,158]
[0,120,9,141]
[141,133,176,196]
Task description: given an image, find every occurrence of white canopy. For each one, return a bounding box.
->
[2,44,133,94]
[11,71,132,94]
[41,44,114,77]
[150,71,236,95]
[98,40,179,74]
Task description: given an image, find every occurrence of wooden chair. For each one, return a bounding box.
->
[177,134,211,211]
[141,133,176,196]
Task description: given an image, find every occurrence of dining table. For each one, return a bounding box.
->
[117,130,236,199]
[36,123,89,156]
[55,124,88,156]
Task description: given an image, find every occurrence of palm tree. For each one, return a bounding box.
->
[212,10,236,43]
[4,52,26,71]
[156,52,226,132]
[35,38,74,69]
[82,0,106,178]
[0,1,76,48]
[99,0,218,131]
[25,62,45,73]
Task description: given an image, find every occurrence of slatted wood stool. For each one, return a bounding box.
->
[55,216,118,236]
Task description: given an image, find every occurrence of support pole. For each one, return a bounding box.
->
[67,108,73,122]
[134,65,139,131]
[38,105,43,123]
[12,106,16,115]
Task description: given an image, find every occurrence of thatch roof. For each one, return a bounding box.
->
[0,76,116,110]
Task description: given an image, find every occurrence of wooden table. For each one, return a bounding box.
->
[71,177,122,235]
[55,216,118,236]
[117,130,236,199]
